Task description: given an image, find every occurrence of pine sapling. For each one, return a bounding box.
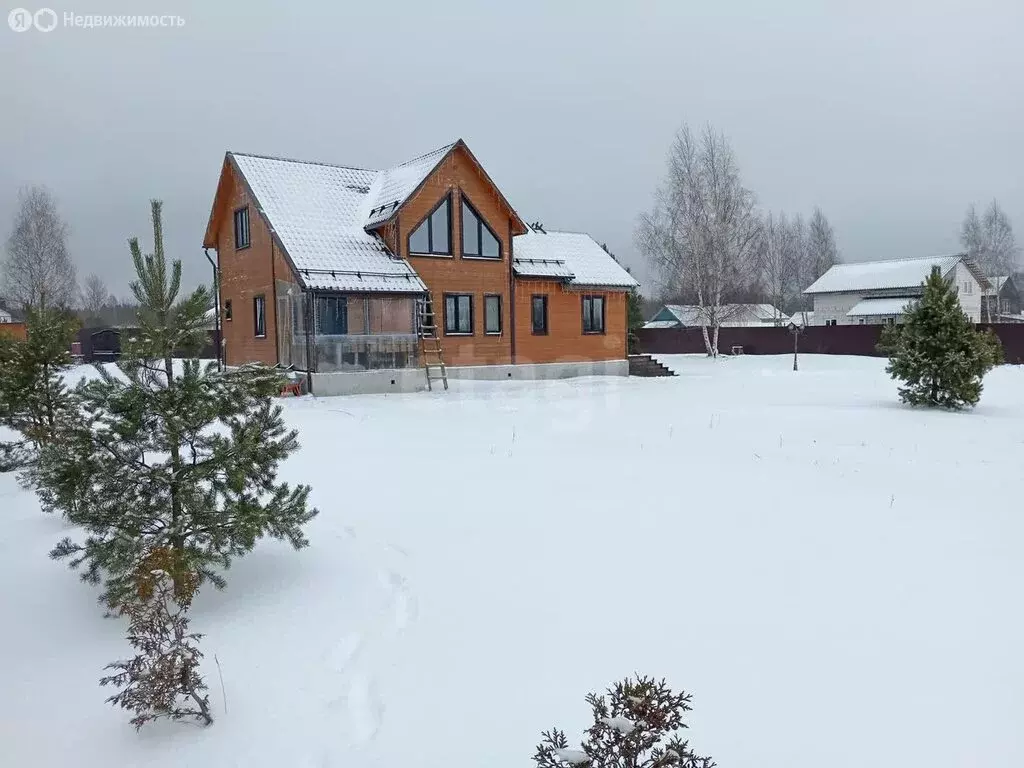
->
[101,562,212,729]
[879,266,1003,408]
[534,675,715,768]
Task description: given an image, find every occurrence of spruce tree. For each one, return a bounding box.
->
[0,306,76,470]
[36,200,318,607]
[627,288,645,354]
[533,676,715,768]
[880,267,1002,409]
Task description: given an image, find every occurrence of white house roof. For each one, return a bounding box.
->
[0,308,11,323]
[804,254,986,294]
[641,319,679,329]
[788,310,815,326]
[512,257,576,280]
[846,298,914,317]
[230,153,426,294]
[512,230,638,289]
[364,142,457,228]
[655,303,782,326]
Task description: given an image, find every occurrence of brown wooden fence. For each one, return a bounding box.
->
[637,323,1024,364]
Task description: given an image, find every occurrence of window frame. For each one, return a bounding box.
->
[233,206,251,250]
[443,292,474,336]
[825,318,837,327]
[316,295,349,336]
[581,294,606,335]
[531,294,548,335]
[253,294,266,338]
[224,299,233,321]
[460,194,502,260]
[483,293,502,335]
[408,193,453,257]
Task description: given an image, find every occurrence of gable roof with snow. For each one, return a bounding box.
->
[804,253,990,294]
[513,231,639,289]
[0,308,11,323]
[644,303,784,328]
[364,142,457,228]
[225,153,426,293]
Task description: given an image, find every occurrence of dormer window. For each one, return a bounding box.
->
[461,195,501,259]
[408,195,451,255]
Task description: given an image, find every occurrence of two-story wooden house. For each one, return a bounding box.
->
[202,140,637,395]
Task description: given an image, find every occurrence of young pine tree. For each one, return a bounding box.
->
[101,561,213,729]
[879,267,1002,409]
[534,676,715,768]
[37,200,319,607]
[627,288,645,354]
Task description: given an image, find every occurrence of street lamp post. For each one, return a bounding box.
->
[788,320,803,371]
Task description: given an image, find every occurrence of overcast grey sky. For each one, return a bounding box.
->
[2,0,1022,298]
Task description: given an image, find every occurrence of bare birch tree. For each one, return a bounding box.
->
[758,212,794,324]
[636,125,760,356]
[961,201,1020,321]
[2,186,77,311]
[80,274,110,324]
[807,207,838,285]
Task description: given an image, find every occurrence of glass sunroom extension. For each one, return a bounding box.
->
[275,284,421,373]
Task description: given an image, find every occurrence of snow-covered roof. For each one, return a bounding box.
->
[364,142,457,228]
[230,153,426,294]
[788,310,815,326]
[846,298,914,317]
[804,254,988,294]
[642,319,679,329]
[656,303,783,326]
[0,308,11,323]
[512,230,638,289]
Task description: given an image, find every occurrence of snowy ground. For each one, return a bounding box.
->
[3,355,1023,767]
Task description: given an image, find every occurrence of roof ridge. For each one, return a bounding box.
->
[836,252,967,266]
[229,151,377,173]
[390,140,459,169]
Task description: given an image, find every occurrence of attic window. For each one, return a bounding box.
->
[461,195,501,259]
[408,194,451,255]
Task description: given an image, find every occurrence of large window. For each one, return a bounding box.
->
[408,195,451,255]
[531,295,548,335]
[253,295,266,338]
[234,206,250,249]
[317,296,348,335]
[484,294,502,334]
[582,295,605,334]
[444,293,473,335]
[461,196,501,258]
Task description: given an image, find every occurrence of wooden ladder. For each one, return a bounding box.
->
[418,293,448,391]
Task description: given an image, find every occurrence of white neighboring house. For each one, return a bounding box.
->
[803,253,989,326]
[0,308,12,324]
[643,303,785,329]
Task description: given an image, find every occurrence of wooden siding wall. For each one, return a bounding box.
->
[514,281,627,363]
[216,165,297,366]
[395,145,514,367]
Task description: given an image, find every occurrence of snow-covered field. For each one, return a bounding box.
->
[3,355,1023,768]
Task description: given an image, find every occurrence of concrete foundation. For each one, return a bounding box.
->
[308,359,628,396]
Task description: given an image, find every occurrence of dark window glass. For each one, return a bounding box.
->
[409,196,451,255]
[444,294,473,334]
[234,207,250,249]
[531,295,548,334]
[583,295,605,334]
[316,296,348,335]
[253,295,266,337]
[460,196,501,258]
[484,295,502,334]
[224,300,232,321]
[462,201,480,255]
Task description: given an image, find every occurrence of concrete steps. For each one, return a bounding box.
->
[628,354,677,377]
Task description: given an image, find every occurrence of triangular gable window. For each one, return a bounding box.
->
[408,195,451,255]
[461,195,501,259]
